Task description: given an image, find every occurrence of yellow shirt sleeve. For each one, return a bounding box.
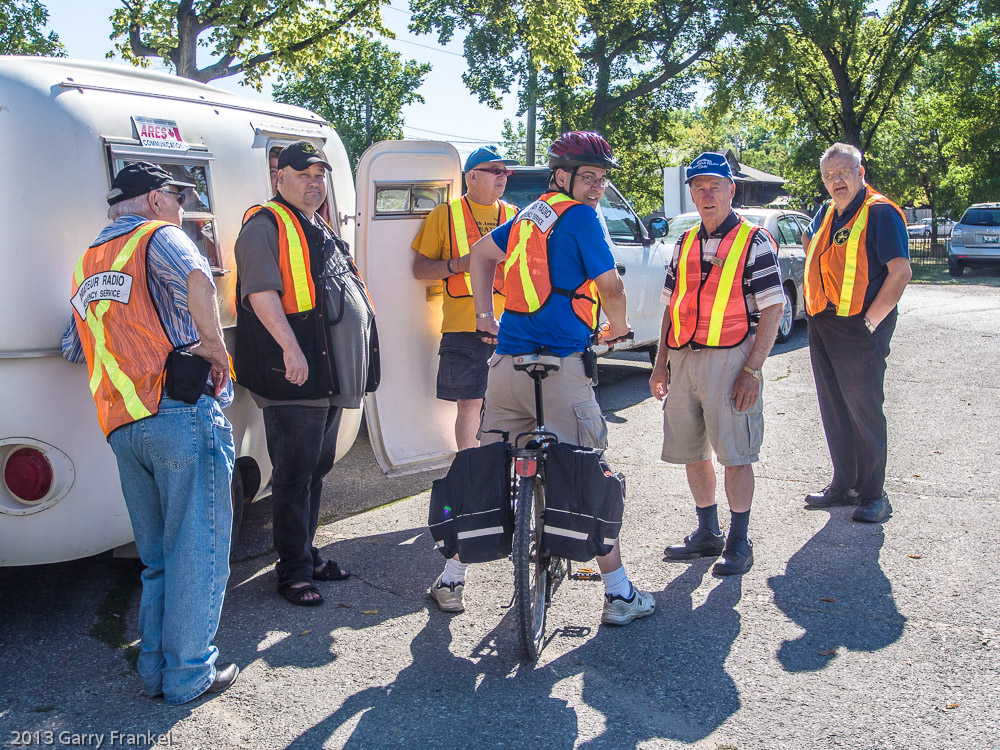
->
[411,203,451,261]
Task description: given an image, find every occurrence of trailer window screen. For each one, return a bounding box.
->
[374,183,449,216]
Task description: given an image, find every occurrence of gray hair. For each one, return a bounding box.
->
[820,143,862,168]
[107,192,152,221]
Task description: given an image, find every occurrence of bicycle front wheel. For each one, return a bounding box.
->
[513,474,547,662]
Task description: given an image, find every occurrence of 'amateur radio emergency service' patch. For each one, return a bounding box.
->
[72,272,134,320]
[520,200,560,233]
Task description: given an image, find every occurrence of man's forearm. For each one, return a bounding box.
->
[746,303,782,370]
[186,270,226,347]
[865,258,912,327]
[413,251,465,280]
[470,235,505,317]
[247,290,299,352]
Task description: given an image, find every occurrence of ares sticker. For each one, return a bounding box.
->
[833,227,852,246]
[71,272,134,320]
[519,200,558,233]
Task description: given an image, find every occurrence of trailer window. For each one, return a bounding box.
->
[111,158,222,270]
[374,183,450,216]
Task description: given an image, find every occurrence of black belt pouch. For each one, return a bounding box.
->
[164,346,211,404]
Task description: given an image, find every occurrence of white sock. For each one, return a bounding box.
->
[441,558,468,585]
[601,565,631,598]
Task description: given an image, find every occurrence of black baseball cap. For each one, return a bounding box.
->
[107,162,195,206]
[277,141,332,172]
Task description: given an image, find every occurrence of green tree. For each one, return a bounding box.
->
[500,118,528,164]
[273,38,430,169]
[708,0,962,161]
[110,0,388,89]
[1,0,64,56]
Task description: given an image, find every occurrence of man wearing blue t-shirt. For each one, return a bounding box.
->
[801,143,912,524]
[426,132,655,627]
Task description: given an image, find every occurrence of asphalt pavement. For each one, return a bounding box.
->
[1,281,998,750]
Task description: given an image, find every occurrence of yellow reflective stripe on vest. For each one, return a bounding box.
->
[266,202,312,312]
[837,196,877,316]
[672,227,700,341]
[83,223,161,419]
[450,199,471,258]
[506,221,539,309]
[706,221,753,346]
[502,202,517,222]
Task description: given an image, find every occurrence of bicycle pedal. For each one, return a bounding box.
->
[569,567,601,582]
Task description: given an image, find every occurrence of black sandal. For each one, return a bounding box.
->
[313,561,351,581]
[279,582,324,606]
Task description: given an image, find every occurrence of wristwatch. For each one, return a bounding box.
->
[864,316,877,333]
[743,365,762,380]
[476,311,493,319]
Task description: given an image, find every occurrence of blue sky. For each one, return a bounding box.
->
[42,0,518,160]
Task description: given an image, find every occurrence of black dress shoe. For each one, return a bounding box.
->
[804,484,859,508]
[852,493,892,523]
[713,539,754,576]
[206,663,240,695]
[664,527,725,560]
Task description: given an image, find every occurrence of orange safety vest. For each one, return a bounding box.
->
[804,185,906,316]
[666,218,757,349]
[70,221,174,437]
[445,197,517,298]
[502,192,601,330]
[242,201,316,314]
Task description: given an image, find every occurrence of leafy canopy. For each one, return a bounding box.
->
[0,0,64,56]
[110,0,389,88]
[273,37,430,170]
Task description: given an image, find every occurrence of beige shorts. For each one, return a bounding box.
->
[478,353,608,450]
[661,337,763,467]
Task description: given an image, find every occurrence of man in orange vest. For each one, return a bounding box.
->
[800,143,911,523]
[411,146,518,451]
[234,141,379,606]
[62,161,239,702]
[649,152,784,576]
[431,132,655,626]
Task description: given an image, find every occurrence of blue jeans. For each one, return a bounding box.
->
[109,395,235,705]
[263,404,341,587]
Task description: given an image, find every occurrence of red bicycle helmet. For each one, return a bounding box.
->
[547,131,619,170]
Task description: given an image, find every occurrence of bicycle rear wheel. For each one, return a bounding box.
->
[513,475,548,661]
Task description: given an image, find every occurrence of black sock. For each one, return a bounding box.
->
[696,504,721,535]
[728,509,751,543]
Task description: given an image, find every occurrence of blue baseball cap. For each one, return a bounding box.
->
[685,152,734,184]
[464,146,518,172]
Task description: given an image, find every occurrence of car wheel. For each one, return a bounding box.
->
[775,285,795,344]
[948,258,964,277]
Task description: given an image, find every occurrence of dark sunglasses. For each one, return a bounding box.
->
[159,189,187,206]
[473,166,512,177]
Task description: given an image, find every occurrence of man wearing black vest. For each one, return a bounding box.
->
[800,143,911,524]
[234,141,379,606]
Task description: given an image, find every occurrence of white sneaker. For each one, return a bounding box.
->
[429,574,465,613]
[601,584,655,625]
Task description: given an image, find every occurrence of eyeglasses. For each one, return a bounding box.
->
[159,189,187,206]
[576,172,609,188]
[821,168,857,183]
[472,166,512,177]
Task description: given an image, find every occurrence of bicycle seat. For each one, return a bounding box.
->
[512,352,562,375]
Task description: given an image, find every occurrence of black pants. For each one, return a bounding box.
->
[263,404,342,586]
[807,308,897,500]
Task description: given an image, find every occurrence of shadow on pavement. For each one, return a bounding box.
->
[768,510,906,671]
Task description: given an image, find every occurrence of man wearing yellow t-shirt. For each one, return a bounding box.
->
[411,146,518,449]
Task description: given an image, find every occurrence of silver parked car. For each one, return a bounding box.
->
[949,202,1000,276]
[907,217,954,238]
[665,208,810,343]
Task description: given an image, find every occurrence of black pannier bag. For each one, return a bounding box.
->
[428,442,513,563]
[540,442,625,562]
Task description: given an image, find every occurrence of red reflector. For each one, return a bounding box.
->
[4,448,53,502]
[515,458,537,477]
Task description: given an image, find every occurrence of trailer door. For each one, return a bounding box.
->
[355,141,462,476]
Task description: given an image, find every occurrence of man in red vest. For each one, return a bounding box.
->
[411,146,517,451]
[649,152,784,576]
[62,161,239,702]
[235,142,379,606]
[800,143,911,523]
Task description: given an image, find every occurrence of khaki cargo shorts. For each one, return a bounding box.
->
[661,337,763,467]
[478,352,608,450]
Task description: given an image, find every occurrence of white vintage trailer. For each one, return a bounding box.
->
[0,57,365,565]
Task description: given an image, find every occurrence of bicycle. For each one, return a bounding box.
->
[508,330,633,662]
